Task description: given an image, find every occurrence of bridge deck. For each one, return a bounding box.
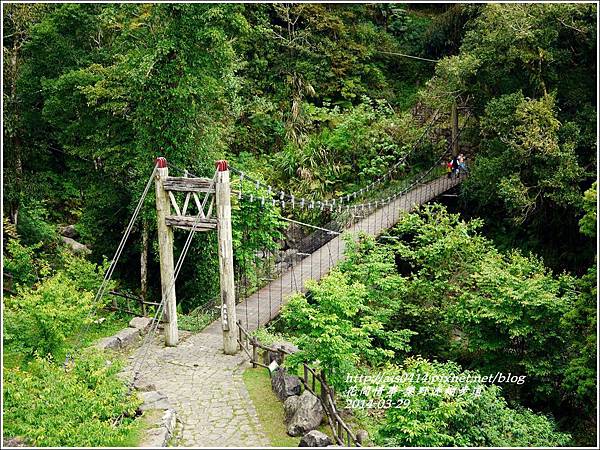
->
[204,174,461,338]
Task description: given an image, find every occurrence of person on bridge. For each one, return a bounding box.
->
[458,153,469,176]
[451,155,460,179]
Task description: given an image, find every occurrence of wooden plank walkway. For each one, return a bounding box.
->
[203,174,461,339]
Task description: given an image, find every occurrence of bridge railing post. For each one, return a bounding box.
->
[215,160,239,355]
[155,157,179,346]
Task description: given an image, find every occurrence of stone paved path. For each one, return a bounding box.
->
[129,174,461,447]
[125,331,270,447]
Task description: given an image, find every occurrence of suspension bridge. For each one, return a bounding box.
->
[73,109,470,446]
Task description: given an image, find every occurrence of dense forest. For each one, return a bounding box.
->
[2,2,597,447]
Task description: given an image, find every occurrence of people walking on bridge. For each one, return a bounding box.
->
[458,153,469,176]
[451,155,460,179]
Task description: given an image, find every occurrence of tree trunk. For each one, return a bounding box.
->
[140,219,149,316]
[451,100,459,157]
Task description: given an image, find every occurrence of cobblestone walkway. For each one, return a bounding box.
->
[125,331,270,447]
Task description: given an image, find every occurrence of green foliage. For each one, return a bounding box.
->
[280,205,592,445]
[272,99,426,200]
[3,350,142,447]
[16,200,59,247]
[421,2,596,273]
[466,92,583,225]
[282,271,375,387]
[4,273,97,360]
[377,358,570,447]
[579,182,597,238]
[282,254,415,388]
[560,262,597,416]
[450,250,576,396]
[4,238,44,287]
[386,205,583,402]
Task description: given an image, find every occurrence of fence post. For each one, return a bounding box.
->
[251,337,258,368]
[155,157,179,346]
[451,100,459,157]
[215,160,238,355]
[320,371,328,403]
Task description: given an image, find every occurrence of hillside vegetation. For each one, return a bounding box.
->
[3,3,596,447]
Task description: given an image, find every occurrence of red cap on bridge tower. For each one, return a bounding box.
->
[216,160,229,171]
[155,157,168,168]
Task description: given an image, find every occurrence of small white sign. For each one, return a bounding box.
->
[268,360,279,373]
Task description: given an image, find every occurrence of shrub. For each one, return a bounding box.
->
[3,239,43,288]
[3,273,96,360]
[376,357,571,447]
[3,350,142,447]
[282,268,413,388]
[16,200,59,247]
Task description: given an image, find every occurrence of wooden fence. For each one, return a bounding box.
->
[237,320,361,446]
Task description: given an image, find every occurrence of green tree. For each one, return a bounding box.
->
[377,358,570,447]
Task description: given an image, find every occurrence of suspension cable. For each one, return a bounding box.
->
[65,163,158,367]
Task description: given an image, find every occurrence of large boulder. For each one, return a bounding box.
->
[95,336,120,351]
[114,327,141,348]
[299,430,332,447]
[356,429,369,445]
[271,367,301,401]
[129,316,153,333]
[284,395,301,422]
[59,224,79,239]
[94,327,140,351]
[287,390,324,437]
[60,236,91,255]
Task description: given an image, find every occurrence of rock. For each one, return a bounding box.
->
[356,429,369,445]
[263,349,280,366]
[287,390,324,437]
[94,336,120,351]
[271,367,302,401]
[3,437,27,447]
[133,377,157,392]
[94,327,140,351]
[162,408,177,435]
[139,391,171,411]
[141,427,169,447]
[114,327,141,348]
[284,395,300,422]
[277,342,299,355]
[59,224,79,239]
[299,430,332,447]
[129,316,153,333]
[139,407,177,447]
[262,342,298,365]
[60,236,91,255]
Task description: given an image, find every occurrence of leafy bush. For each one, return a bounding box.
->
[376,357,570,447]
[579,181,597,238]
[3,273,96,360]
[4,239,44,288]
[16,200,59,247]
[282,268,414,388]
[3,350,142,447]
[387,205,578,402]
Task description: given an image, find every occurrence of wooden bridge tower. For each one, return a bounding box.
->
[154,157,238,354]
